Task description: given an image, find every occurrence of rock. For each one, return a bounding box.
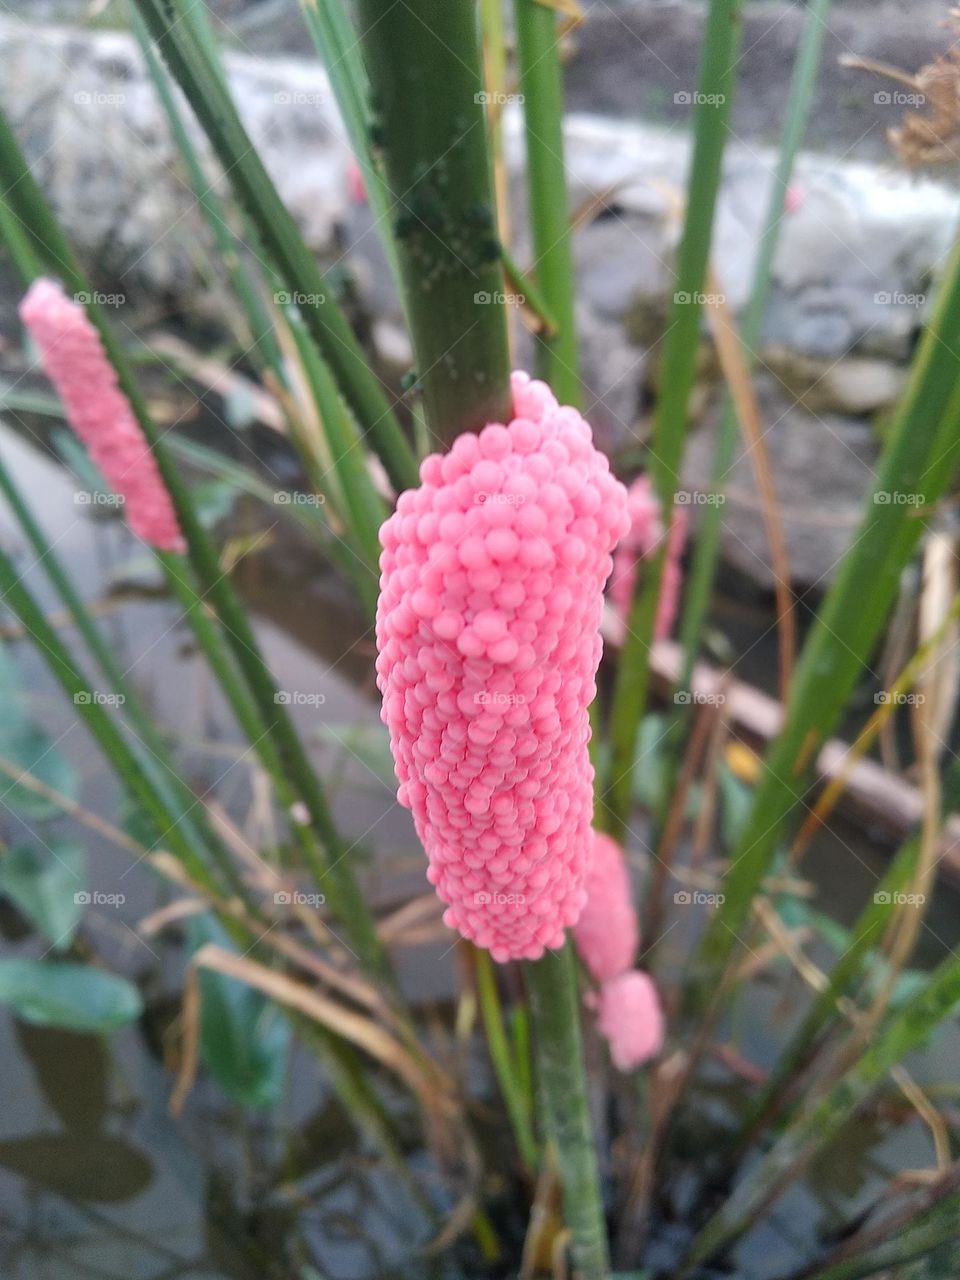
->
[760,347,907,417]
[682,377,879,590]
[0,17,352,299]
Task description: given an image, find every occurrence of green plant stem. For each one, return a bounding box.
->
[0,106,391,987]
[475,946,539,1173]
[681,948,960,1268]
[601,0,744,838]
[689,237,960,1005]
[132,0,417,493]
[663,0,832,814]
[515,0,579,405]
[355,0,512,445]
[525,945,610,1279]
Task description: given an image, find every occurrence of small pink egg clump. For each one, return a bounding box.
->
[608,475,686,641]
[594,970,664,1071]
[575,828,664,1069]
[19,279,185,553]
[573,829,639,982]
[376,372,630,962]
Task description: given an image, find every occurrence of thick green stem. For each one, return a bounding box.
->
[515,0,579,405]
[601,0,744,838]
[356,0,511,445]
[525,945,610,1279]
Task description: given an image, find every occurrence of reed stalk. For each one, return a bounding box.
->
[515,0,580,405]
[355,0,511,444]
[602,0,744,838]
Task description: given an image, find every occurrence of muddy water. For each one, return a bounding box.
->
[0,423,958,1278]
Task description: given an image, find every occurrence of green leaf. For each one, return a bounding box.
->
[188,915,289,1108]
[0,959,143,1032]
[0,644,78,817]
[0,840,86,947]
[191,477,238,529]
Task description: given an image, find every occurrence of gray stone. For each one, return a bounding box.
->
[682,377,880,589]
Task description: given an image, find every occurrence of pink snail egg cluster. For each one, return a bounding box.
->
[595,970,665,1071]
[376,372,629,962]
[608,474,686,642]
[573,830,640,982]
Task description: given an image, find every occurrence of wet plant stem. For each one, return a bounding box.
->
[601,0,744,839]
[515,0,580,405]
[525,945,610,1279]
[355,0,512,444]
